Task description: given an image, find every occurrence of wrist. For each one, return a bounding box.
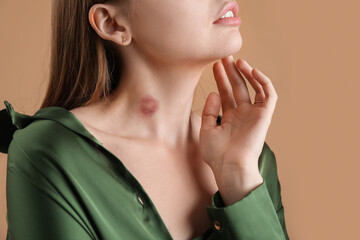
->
[216,170,264,206]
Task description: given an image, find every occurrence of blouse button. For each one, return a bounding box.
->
[213,220,222,231]
[137,195,144,206]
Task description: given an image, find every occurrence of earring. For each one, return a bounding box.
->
[122,36,128,42]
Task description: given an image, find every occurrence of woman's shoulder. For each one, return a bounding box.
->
[5,120,85,186]
[1,101,97,157]
[5,109,101,181]
[7,119,86,173]
[10,118,78,154]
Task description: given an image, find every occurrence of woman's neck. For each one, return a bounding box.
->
[83,56,208,150]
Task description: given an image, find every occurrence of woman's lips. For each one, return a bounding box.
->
[213,17,241,26]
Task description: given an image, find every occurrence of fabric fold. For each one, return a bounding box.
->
[0,101,34,153]
[0,108,17,154]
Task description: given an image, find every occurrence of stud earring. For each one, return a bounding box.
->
[122,36,128,42]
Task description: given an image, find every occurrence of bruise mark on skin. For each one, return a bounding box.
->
[139,95,160,118]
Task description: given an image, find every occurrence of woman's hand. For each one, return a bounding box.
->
[199,55,278,205]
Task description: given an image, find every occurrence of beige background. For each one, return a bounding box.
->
[1,1,359,239]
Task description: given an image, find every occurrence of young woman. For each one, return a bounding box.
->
[1,0,290,239]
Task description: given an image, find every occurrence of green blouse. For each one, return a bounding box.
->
[0,100,290,240]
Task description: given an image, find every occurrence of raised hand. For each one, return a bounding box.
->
[199,55,278,206]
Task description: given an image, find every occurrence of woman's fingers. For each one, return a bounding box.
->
[221,55,251,105]
[235,59,266,104]
[236,59,278,110]
[213,61,237,112]
[251,67,278,110]
[201,92,221,131]
[213,55,277,114]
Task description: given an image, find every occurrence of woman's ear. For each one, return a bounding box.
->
[88,4,131,46]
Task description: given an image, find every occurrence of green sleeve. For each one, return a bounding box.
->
[6,139,95,240]
[204,142,290,240]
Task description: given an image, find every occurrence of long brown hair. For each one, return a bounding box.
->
[41,0,122,110]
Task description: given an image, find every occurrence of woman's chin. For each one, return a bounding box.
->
[228,33,243,52]
[213,33,242,57]
[213,42,243,61]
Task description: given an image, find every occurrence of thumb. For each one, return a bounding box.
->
[201,92,221,131]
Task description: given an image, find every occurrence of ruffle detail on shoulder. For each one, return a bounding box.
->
[0,101,34,153]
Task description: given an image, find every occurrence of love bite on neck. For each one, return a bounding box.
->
[138,95,160,118]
